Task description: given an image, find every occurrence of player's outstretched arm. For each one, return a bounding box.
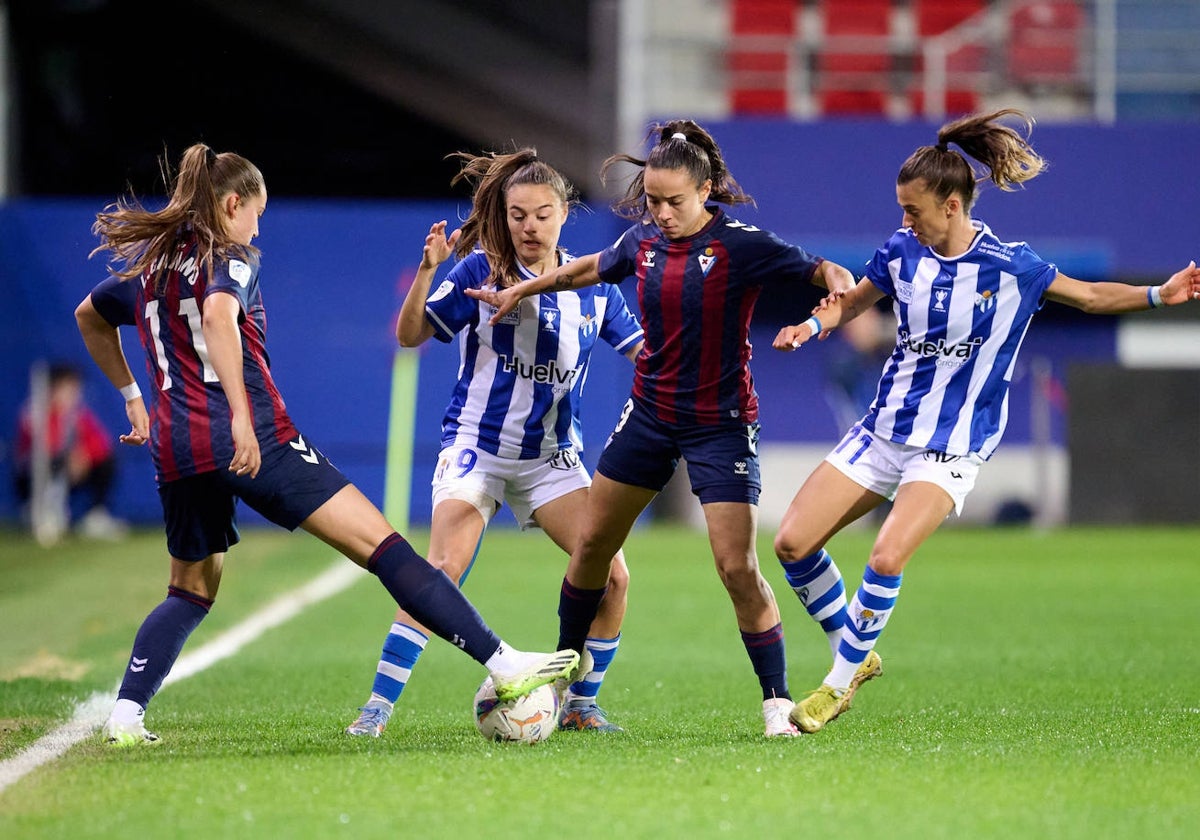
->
[466,252,603,325]
[1046,261,1200,314]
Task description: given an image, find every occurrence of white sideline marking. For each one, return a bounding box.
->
[0,560,364,795]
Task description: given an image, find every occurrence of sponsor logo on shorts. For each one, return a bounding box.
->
[548,449,581,471]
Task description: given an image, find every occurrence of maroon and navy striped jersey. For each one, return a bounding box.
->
[597,207,825,426]
[89,233,296,483]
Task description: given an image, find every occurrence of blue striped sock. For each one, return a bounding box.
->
[566,634,620,705]
[780,548,848,657]
[828,565,902,690]
[368,622,429,705]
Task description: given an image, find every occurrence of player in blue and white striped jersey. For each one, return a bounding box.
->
[771,109,1200,734]
[346,149,643,738]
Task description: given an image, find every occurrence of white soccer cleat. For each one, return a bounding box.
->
[762,697,800,737]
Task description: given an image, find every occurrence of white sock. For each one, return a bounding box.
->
[483,641,523,674]
[111,698,144,724]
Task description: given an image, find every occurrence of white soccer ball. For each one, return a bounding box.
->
[473,676,559,744]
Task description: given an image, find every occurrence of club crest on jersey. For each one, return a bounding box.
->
[933,288,949,311]
[579,313,597,338]
[698,248,717,277]
[541,308,559,332]
[641,249,656,268]
[975,289,995,313]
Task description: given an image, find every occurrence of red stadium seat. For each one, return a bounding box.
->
[914,0,986,35]
[1007,1,1085,88]
[727,0,798,114]
[820,0,892,35]
[909,87,981,117]
[814,1,893,115]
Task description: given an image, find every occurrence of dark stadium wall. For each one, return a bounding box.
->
[6,119,1192,526]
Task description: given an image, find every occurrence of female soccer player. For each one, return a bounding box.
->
[75,143,577,746]
[771,109,1200,734]
[345,149,643,738]
[467,120,859,736]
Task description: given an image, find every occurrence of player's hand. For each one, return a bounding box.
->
[420,221,460,270]
[464,284,523,325]
[228,413,261,478]
[1161,260,1200,305]
[773,322,816,352]
[119,396,150,446]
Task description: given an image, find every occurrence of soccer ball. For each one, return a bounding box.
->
[473,676,559,744]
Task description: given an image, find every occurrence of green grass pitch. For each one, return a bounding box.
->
[1,523,1198,838]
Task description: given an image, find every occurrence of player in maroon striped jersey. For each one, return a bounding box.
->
[468,120,858,736]
[76,143,577,746]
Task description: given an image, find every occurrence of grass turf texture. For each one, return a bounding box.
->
[1,524,1197,838]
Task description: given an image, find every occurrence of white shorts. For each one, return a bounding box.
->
[823,423,984,516]
[431,445,591,530]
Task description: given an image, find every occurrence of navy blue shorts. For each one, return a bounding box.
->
[597,398,761,505]
[158,433,351,561]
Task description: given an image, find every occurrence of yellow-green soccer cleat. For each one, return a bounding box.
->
[790,650,884,733]
[103,717,159,748]
[492,649,580,701]
[553,649,595,708]
[845,650,883,708]
[789,685,844,733]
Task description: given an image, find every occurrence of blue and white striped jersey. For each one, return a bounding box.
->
[861,221,1058,460]
[424,249,644,459]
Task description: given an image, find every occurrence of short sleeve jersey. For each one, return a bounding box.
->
[424,249,644,459]
[597,206,824,426]
[861,221,1059,459]
[89,233,296,482]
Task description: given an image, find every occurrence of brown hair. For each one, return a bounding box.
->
[897,109,1047,213]
[448,147,578,288]
[602,119,755,222]
[90,143,264,290]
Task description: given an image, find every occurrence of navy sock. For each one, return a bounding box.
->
[557,578,607,654]
[116,586,212,708]
[368,533,500,663]
[741,623,791,702]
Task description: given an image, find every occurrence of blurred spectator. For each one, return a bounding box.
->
[824,301,895,431]
[12,361,128,542]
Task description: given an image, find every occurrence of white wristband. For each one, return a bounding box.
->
[119,382,142,401]
[1148,285,1164,308]
[802,315,823,335]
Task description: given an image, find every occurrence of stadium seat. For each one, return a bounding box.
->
[815,0,893,115]
[1007,0,1085,88]
[913,0,986,35]
[909,87,981,117]
[727,0,798,114]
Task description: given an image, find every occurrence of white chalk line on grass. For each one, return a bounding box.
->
[0,560,364,795]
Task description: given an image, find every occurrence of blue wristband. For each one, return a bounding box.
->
[802,315,823,335]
